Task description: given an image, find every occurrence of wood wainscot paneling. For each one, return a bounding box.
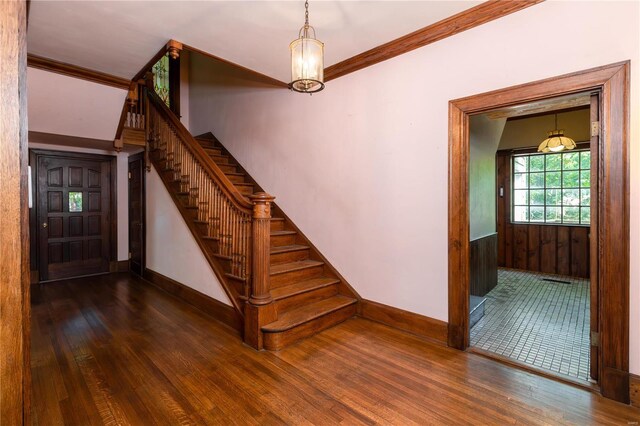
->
[496,150,590,278]
[142,268,242,333]
[470,233,498,297]
[359,299,447,344]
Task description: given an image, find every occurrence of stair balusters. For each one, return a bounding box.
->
[143,88,273,332]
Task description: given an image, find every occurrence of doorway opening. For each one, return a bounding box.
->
[447,62,630,403]
[467,97,595,383]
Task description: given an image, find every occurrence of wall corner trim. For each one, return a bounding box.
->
[142,268,242,333]
[359,299,448,344]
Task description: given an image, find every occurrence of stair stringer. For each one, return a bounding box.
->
[148,155,246,322]
[196,132,362,307]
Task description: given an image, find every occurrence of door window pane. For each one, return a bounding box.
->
[69,192,83,212]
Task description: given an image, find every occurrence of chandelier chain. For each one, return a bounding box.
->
[305,0,309,26]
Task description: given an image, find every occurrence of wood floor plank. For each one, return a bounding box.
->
[30,273,640,425]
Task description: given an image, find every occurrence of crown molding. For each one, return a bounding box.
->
[324,0,544,82]
[27,54,130,89]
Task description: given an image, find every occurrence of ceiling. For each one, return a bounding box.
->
[28,1,482,83]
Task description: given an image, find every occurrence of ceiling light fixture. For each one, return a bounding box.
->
[289,0,324,94]
[537,113,576,153]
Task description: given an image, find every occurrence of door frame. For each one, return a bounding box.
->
[30,149,118,281]
[447,62,630,403]
[128,151,146,276]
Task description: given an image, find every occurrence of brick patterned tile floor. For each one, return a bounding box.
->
[470,268,590,381]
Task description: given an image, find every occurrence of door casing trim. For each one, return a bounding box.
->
[447,61,630,403]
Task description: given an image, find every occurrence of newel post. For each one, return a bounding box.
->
[244,192,277,349]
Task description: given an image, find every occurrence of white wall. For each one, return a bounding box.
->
[145,168,231,305]
[28,143,129,261]
[28,68,126,140]
[469,115,505,241]
[189,1,639,373]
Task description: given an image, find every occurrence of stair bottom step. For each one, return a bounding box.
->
[262,296,357,351]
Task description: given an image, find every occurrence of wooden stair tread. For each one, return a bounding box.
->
[271,230,297,236]
[270,260,323,276]
[271,277,340,300]
[270,244,308,254]
[261,296,356,333]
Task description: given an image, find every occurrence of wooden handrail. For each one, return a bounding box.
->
[144,87,253,212]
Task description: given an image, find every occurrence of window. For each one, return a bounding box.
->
[512,150,590,225]
[69,191,83,212]
[152,54,170,107]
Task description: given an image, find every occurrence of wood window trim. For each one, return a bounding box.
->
[448,61,630,403]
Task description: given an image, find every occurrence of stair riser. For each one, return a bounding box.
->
[270,249,310,265]
[270,220,285,232]
[271,234,296,247]
[212,156,230,164]
[226,275,247,298]
[275,284,338,313]
[195,222,210,235]
[216,164,237,173]
[236,186,253,195]
[226,174,246,184]
[183,208,199,221]
[262,304,356,351]
[214,256,231,273]
[271,265,324,288]
[203,148,222,156]
[203,239,219,253]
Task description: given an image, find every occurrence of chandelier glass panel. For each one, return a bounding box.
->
[289,0,324,93]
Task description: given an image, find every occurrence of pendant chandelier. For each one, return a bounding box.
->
[289,0,324,94]
[537,113,576,153]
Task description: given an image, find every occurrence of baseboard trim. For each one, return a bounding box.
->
[630,373,640,408]
[142,268,242,333]
[359,299,447,345]
[110,260,129,273]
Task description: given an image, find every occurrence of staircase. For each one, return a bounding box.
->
[143,87,358,351]
[194,135,358,350]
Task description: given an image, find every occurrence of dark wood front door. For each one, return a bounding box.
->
[128,153,145,276]
[35,151,114,281]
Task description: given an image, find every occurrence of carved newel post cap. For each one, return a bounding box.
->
[249,192,275,219]
[249,192,275,203]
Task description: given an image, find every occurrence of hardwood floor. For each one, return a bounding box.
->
[30,273,639,425]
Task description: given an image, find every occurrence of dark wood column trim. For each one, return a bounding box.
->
[448,61,630,403]
[27,54,130,89]
[324,0,544,82]
[0,0,30,423]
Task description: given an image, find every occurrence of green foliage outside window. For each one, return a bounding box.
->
[512,150,590,225]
